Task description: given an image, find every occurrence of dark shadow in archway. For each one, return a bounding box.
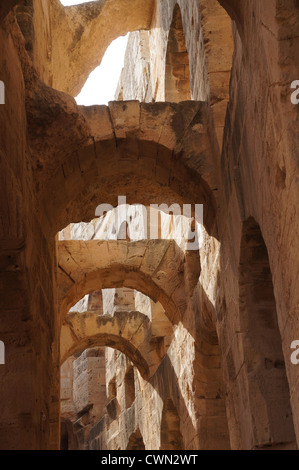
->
[126,428,146,450]
[238,217,296,449]
[160,398,184,450]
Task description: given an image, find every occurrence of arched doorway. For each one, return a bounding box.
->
[126,429,145,450]
[239,217,296,449]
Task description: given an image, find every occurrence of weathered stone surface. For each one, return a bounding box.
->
[61,310,164,379]
[57,239,185,324]
[0,0,298,452]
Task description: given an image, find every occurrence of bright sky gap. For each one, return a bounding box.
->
[60,0,129,105]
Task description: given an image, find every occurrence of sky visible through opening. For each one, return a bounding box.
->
[60,0,129,105]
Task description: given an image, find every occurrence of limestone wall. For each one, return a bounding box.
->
[0,0,299,452]
[215,1,299,449]
[112,0,299,450]
[0,10,59,450]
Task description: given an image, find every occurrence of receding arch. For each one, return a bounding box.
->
[165,4,191,102]
[239,217,296,449]
[160,398,184,450]
[60,310,165,379]
[126,428,145,450]
[57,239,186,324]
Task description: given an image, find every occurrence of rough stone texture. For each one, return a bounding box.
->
[116,31,153,103]
[72,349,107,421]
[57,239,186,324]
[57,226,229,449]
[215,0,299,449]
[25,98,217,238]
[60,347,108,450]
[0,10,59,450]
[60,357,77,422]
[16,0,155,96]
[116,0,233,149]
[0,0,299,452]
[61,310,164,379]
[0,0,21,23]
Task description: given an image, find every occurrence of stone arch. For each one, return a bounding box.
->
[217,0,244,37]
[238,217,296,449]
[50,0,156,95]
[198,0,234,149]
[165,4,191,103]
[60,310,163,380]
[57,239,186,324]
[160,398,184,450]
[30,101,217,238]
[126,428,145,450]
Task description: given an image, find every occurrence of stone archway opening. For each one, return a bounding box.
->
[35,99,216,239]
[239,217,296,449]
[60,310,156,378]
[126,428,146,450]
[60,418,78,450]
[165,4,191,103]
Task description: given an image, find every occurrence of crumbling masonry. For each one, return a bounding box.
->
[0,0,299,450]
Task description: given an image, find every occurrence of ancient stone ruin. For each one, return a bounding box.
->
[0,0,299,450]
